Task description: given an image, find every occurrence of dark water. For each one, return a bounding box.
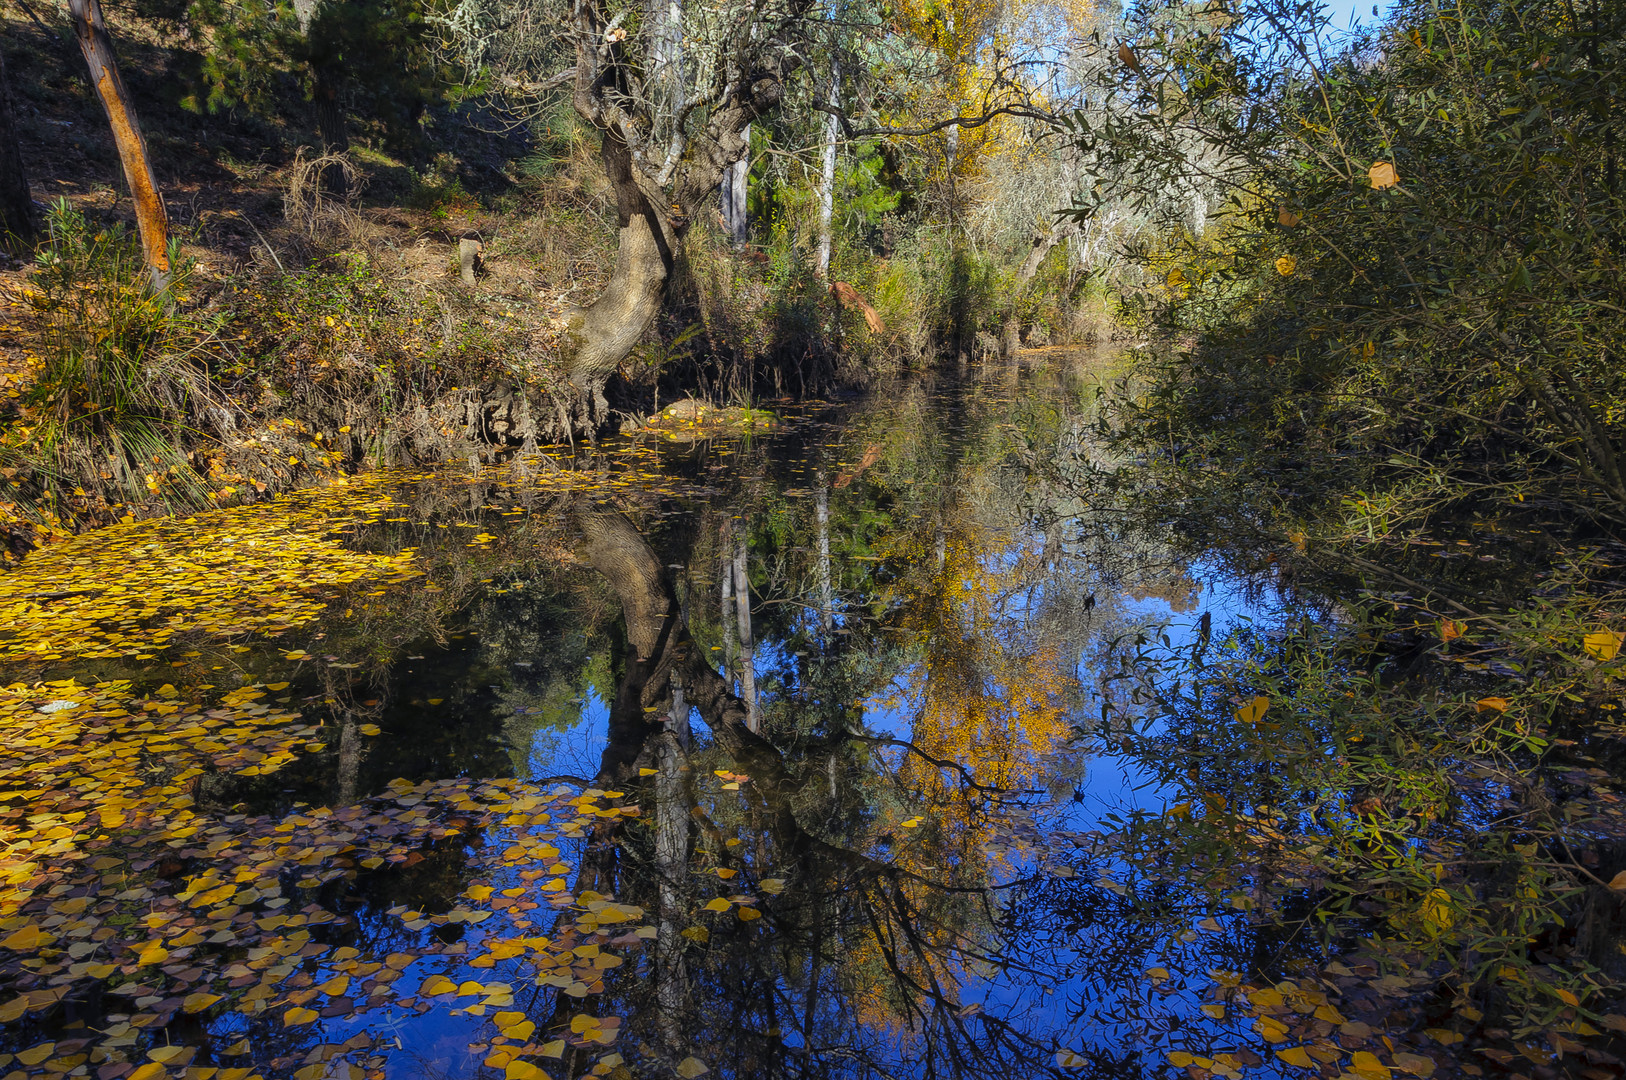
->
[6,356,1592,1080]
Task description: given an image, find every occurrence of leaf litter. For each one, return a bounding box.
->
[0,458,746,1080]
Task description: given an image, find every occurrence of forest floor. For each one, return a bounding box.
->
[0,5,627,544]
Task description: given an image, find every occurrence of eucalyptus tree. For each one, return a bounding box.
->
[435,0,833,423]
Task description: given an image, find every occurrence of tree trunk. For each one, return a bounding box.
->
[814,63,840,278]
[1000,223,1072,359]
[0,48,35,244]
[65,0,168,290]
[566,131,675,421]
[720,124,750,247]
[313,63,349,196]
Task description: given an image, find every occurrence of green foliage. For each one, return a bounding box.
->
[1082,0,1626,527]
[7,202,226,506]
[1110,571,1626,1039]
[184,0,446,147]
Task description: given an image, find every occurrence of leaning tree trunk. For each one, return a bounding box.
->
[66,0,168,290]
[0,48,35,244]
[564,131,675,425]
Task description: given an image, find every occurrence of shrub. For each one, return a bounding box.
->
[5,201,231,506]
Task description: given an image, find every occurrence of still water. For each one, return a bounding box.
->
[0,357,1520,1080]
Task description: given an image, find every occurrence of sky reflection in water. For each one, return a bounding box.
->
[0,358,1317,1080]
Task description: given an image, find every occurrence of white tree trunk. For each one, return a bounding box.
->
[720,123,751,246]
[814,62,840,277]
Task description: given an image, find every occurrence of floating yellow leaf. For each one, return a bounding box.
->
[505,1060,547,1080]
[1,926,55,951]
[1275,1047,1314,1069]
[1275,255,1297,277]
[1278,208,1301,228]
[502,1019,536,1041]
[1350,1050,1392,1080]
[17,1044,55,1066]
[1369,160,1399,188]
[1056,1049,1090,1069]
[539,1040,566,1059]
[1475,697,1509,713]
[283,1007,318,1025]
[703,898,731,912]
[182,993,222,1013]
[421,975,458,996]
[1393,1053,1436,1077]
[676,1058,709,1079]
[148,1046,193,1065]
[759,878,786,895]
[738,907,762,921]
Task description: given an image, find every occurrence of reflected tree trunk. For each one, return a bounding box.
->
[733,534,758,732]
[652,728,690,1054]
[720,517,737,676]
[575,506,685,786]
[815,472,833,635]
[336,710,362,804]
[557,506,1060,1079]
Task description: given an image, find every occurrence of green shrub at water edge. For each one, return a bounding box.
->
[6,201,231,508]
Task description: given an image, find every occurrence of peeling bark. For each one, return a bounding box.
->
[66,0,168,291]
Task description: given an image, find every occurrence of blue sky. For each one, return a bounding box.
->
[1322,0,1389,30]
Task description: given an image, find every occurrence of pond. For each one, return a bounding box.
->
[0,354,1620,1080]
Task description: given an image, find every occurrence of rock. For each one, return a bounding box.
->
[662,399,706,420]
